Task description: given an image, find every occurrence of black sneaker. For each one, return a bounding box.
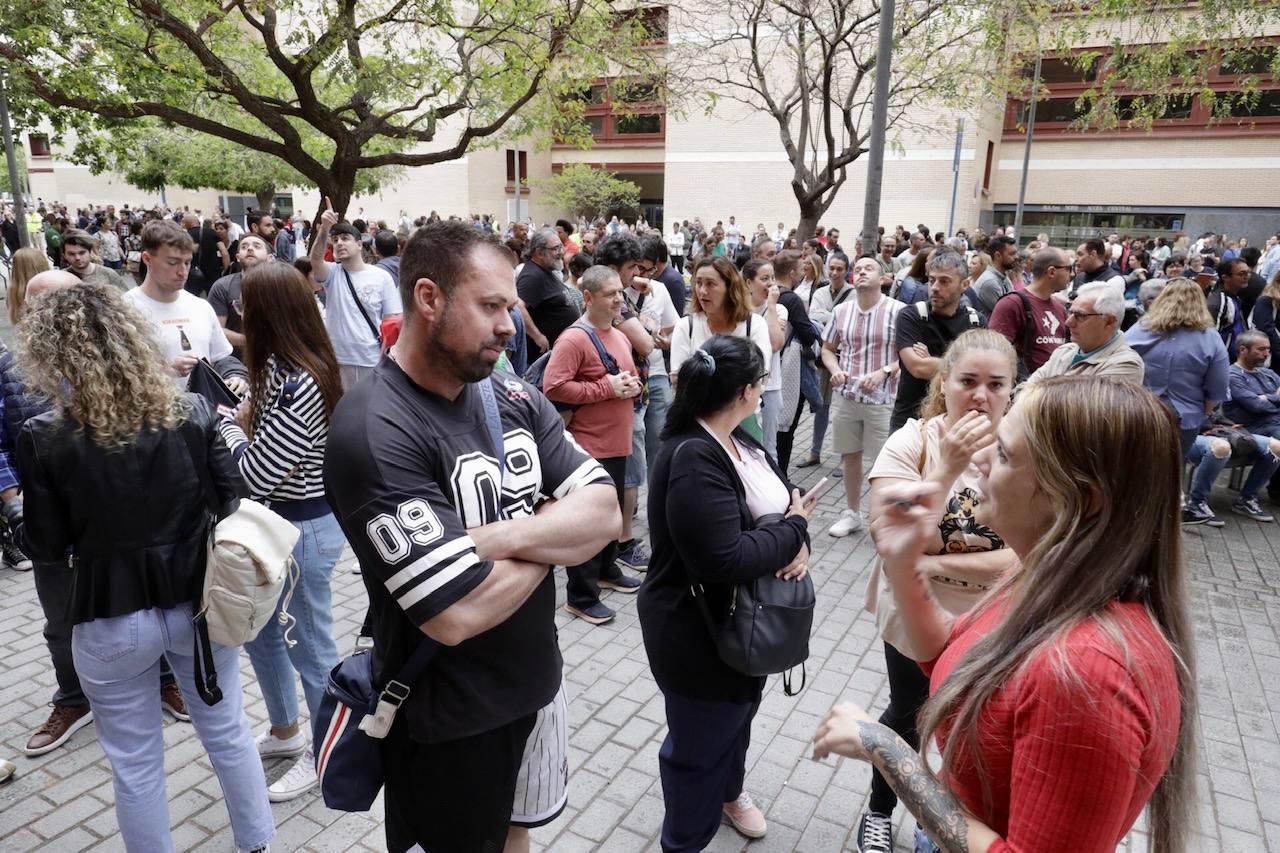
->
[564,601,615,625]
[1232,498,1274,522]
[599,575,642,594]
[855,811,893,853]
[615,540,650,573]
[2,539,32,571]
[1182,501,1224,527]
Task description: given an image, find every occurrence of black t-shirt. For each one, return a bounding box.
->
[891,302,985,429]
[516,262,580,362]
[206,272,243,358]
[657,264,687,318]
[324,360,610,743]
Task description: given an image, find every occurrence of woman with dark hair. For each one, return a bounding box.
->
[670,256,772,380]
[641,334,820,851]
[892,247,932,304]
[11,283,273,852]
[742,258,786,459]
[217,262,346,802]
[815,376,1196,853]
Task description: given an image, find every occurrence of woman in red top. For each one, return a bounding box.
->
[813,376,1196,853]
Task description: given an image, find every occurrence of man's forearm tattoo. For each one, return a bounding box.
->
[857,720,970,853]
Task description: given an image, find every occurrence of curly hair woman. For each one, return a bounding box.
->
[10,283,274,852]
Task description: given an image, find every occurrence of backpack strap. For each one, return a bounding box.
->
[915,301,928,319]
[574,322,620,375]
[477,378,505,480]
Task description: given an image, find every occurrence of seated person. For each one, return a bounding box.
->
[1182,420,1279,527]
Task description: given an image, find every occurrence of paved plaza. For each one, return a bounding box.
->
[1,436,1279,852]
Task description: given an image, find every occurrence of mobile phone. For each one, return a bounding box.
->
[804,477,834,504]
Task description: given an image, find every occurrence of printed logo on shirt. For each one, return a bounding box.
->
[449,428,542,527]
[1041,312,1062,337]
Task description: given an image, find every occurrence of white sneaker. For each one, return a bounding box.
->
[267,750,317,802]
[827,508,864,537]
[255,729,307,760]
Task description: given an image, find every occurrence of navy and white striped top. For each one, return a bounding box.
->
[218,354,330,520]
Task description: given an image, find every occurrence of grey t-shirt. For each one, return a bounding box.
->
[76,264,126,290]
[207,272,244,357]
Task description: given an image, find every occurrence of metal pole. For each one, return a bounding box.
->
[947,117,964,237]
[859,0,896,257]
[1013,52,1041,245]
[513,150,522,227]
[0,74,31,249]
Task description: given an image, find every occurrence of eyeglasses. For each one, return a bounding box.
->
[1067,309,1104,321]
[754,372,770,385]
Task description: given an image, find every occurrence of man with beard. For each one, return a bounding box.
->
[206,233,272,358]
[324,220,620,853]
[516,227,579,363]
[310,198,402,389]
[60,229,125,290]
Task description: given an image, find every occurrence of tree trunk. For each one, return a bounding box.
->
[793,192,832,245]
[254,188,276,212]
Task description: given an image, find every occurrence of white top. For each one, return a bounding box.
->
[669,312,773,378]
[322,263,403,367]
[699,420,790,522]
[624,281,680,375]
[754,302,789,392]
[665,231,686,255]
[125,288,232,389]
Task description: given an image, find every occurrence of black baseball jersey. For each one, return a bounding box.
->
[324,358,610,743]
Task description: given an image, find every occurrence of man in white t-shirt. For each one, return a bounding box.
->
[310,197,403,389]
[124,219,247,394]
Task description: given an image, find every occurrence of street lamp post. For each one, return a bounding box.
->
[1012,53,1041,245]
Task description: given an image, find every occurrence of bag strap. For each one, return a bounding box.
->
[176,420,222,516]
[574,322,620,375]
[341,266,382,344]
[477,378,505,481]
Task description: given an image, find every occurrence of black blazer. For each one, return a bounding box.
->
[17,395,246,625]
[638,424,809,703]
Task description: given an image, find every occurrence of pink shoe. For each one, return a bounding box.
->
[723,791,767,838]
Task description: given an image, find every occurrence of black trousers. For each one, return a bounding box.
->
[775,396,807,472]
[565,455,626,610]
[383,712,537,853]
[658,689,763,852]
[868,641,931,815]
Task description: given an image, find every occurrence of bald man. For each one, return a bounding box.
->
[24,268,81,301]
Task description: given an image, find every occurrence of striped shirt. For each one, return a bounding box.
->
[218,354,329,508]
[824,294,902,405]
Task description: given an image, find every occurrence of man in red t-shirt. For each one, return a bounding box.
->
[988,247,1071,378]
[543,266,644,624]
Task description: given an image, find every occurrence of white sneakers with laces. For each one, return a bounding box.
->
[827,508,865,538]
[723,791,767,838]
[268,749,317,802]
[255,728,307,760]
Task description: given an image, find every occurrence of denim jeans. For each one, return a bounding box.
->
[760,388,782,461]
[914,826,942,853]
[72,605,274,852]
[1187,434,1280,504]
[645,374,673,474]
[245,512,344,729]
[625,404,648,489]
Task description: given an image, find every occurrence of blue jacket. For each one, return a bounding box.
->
[1124,325,1229,429]
[0,342,53,493]
[1225,364,1280,435]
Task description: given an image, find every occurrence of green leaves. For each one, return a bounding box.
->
[532,164,640,220]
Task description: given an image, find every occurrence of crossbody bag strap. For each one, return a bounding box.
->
[176,419,228,706]
[477,378,505,481]
[341,266,382,344]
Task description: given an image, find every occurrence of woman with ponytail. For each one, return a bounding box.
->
[640,334,822,852]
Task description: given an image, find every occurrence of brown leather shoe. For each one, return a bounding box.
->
[160,683,191,722]
[23,705,93,756]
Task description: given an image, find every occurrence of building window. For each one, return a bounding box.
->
[982,141,994,191]
[505,150,528,183]
[29,133,51,157]
[615,114,662,135]
[1228,89,1280,117]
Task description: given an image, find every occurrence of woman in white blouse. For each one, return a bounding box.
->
[670,255,772,384]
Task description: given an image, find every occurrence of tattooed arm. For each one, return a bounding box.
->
[812,705,1001,853]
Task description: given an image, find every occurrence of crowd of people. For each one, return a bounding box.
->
[0,192,1272,853]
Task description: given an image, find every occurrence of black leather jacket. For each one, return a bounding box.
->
[15,395,246,625]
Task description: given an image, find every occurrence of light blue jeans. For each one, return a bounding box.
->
[760,388,782,461]
[644,373,673,474]
[626,402,648,489]
[245,512,344,729]
[914,826,942,852]
[1187,434,1280,504]
[72,605,274,852]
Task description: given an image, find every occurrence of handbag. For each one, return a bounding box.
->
[187,358,242,409]
[313,378,502,811]
[689,495,815,695]
[177,417,301,705]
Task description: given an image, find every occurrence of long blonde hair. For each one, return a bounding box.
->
[1263,269,1280,306]
[919,377,1196,853]
[1141,278,1213,333]
[918,329,1017,421]
[7,248,51,324]
[18,283,189,448]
